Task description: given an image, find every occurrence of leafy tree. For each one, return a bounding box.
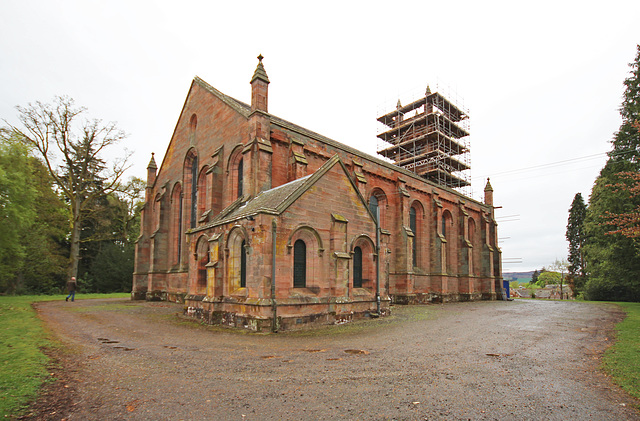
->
[584,45,640,301]
[19,159,69,294]
[584,173,640,301]
[601,166,640,237]
[79,178,144,293]
[566,193,587,293]
[537,271,561,287]
[6,96,130,281]
[548,258,569,298]
[0,129,36,293]
[0,130,68,294]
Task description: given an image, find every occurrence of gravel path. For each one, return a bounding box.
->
[30,298,639,420]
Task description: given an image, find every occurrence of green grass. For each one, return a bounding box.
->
[0,293,129,418]
[602,302,640,401]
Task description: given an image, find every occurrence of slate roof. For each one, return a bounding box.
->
[198,155,357,230]
[220,175,311,222]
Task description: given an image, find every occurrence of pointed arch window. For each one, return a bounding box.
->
[178,194,183,260]
[183,149,198,233]
[197,168,208,218]
[196,236,209,289]
[353,246,363,288]
[240,239,247,288]
[442,210,454,273]
[442,214,447,239]
[410,207,417,267]
[237,158,244,198]
[169,183,183,266]
[293,239,306,288]
[352,239,375,291]
[368,189,387,228]
[190,156,198,228]
[369,195,379,222]
[468,217,478,276]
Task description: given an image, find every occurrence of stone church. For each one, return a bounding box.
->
[132,56,502,331]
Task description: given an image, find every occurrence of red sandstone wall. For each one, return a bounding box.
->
[135,76,500,308]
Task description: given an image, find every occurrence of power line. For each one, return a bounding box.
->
[473,152,607,180]
[473,149,636,181]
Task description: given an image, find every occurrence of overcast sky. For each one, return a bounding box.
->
[2,1,639,272]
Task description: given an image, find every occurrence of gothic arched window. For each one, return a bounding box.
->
[190,156,198,228]
[410,207,417,267]
[237,158,244,198]
[293,239,306,288]
[369,195,379,222]
[240,239,247,288]
[353,246,363,288]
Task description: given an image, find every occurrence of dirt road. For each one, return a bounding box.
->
[28,298,639,420]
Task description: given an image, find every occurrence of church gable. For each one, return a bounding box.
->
[281,156,374,232]
[153,78,250,189]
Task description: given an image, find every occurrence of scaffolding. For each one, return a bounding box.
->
[377,87,471,192]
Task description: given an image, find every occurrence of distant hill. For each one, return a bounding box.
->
[503,271,535,282]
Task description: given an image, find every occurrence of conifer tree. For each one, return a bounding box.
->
[530,269,539,285]
[566,193,587,294]
[584,45,640,301]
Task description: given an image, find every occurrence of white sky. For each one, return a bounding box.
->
[2,1,639,272]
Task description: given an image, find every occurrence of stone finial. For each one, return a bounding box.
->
[147,152,157,170]
[484,178,494,206]
[426,85,432,95]
[251,54,270,84]
[484,177,493,192]
[396,99,402,109]
[147,152,157,187]
[251,54,270,112]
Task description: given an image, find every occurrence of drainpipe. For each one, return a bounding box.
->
[375,218,381,315]
[271,219,278,332]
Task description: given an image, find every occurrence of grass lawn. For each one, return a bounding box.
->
[602,302,640,402]
[0,293,129,418]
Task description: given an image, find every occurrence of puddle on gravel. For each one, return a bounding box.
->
[344,349,369,355]
[97,338,120,344]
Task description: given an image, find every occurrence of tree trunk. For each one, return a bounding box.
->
[68,198,81,280]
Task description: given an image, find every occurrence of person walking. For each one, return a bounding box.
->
[66,276,77,302]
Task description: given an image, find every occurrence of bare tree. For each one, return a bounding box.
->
[549,258,570,299]
[6,96,131,280]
